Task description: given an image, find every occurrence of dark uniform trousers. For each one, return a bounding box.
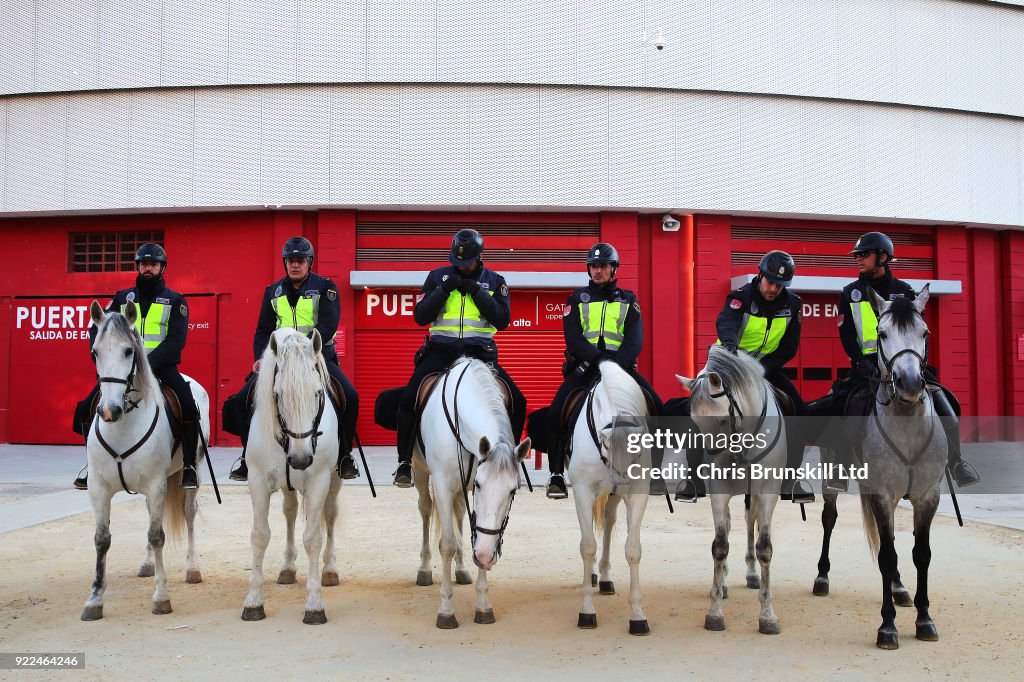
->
[545,363,664,475]
[396,343,527,464]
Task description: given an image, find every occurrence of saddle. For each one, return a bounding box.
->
[558,383,660,432]
[414,370,513,418]
[770,386,796,417]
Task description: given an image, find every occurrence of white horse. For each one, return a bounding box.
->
[81,301,210,621]
[241,328,342,624]
[568,360,652,635]
[677,345,786,635]
[414,357,531,629]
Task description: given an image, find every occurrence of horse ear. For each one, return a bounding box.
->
[913,283,930,313]
[310,329,322,355]
[478,436,491,459]
[515,438,532,463]
[708,372,723,392]
[867,286,889,314]
[270,332,279,355]
[676,374,696,392]
[124,301,138,326]
[89,300,105,326]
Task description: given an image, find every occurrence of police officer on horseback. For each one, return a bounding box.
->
[543,242,663,500]
[823,231,978,491]
[73,243,201,490]
[674,250,814,503]
[227,236,360,482]
[392,229,527,487]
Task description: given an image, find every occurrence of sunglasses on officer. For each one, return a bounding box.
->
[852,250,873,260]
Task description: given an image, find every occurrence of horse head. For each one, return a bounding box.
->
[90,300,152,422]
[870,284,931,405]
[264,328,327,470]
[471,435,531,571]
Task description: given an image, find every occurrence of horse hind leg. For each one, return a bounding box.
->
[598,495,620,595]
[453,490,472,586]
[321,476,341,587]
[184,488,202,584]
[705,495,730,631]
[415,473,433,586]
[754,497,780,635]
[147,486,172,615]
[137,496,156,578]
[744,498,759,590]
[912,496,940,642]
[82,489,114,621]
[277,489,299,585]
[813,492,839,596]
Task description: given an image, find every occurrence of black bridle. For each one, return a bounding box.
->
[93,348,142,414]
[872,308,930,408]
[91,348,157,494]
[439,360,515,567]
[696,373,781,466]
[271,365,327,491]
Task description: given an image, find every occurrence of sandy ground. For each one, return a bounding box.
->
[1,485,1022,681]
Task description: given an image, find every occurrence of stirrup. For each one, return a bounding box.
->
[545,474,568,499]
[180,465,199,490]
[949,460,981,488]
[393,462,413,488]
[73,466,89,491]
[673,479,703,503]
[824,478,848,494]
[228,456,248,482]
[337,454,359,480]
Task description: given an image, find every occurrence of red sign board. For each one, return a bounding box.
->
[357,288,571,332]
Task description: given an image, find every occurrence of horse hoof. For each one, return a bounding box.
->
[704,615,726,631]
[185,570,203,584]
[812,577,829,596]
[893,591,914,608]
[591,573,597,587]
[277,569,297,585]
[628,619,650,636]
[436,614,459,629]
[80,605,103,621]
[599,581,615,595]
[416,571,433,586]
[303,609,327,625]
[746,576,760,590]
[321,571,340,587]
[474,609,496,624]
[915,620,939,641]
[455,570,473,585]
[137,564,155,578]
[241,606,266,621]
[577,613,597,629]
[759,619,781,635]
[722,585,729,600]
[152,600,172,615]
[876,627,899,650]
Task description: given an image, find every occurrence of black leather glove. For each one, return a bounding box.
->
[722,343,738,355]
[460,278,481,296]
[441,272,462,293]
[857,358,880,379]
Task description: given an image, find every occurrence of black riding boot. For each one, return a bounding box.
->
[824,415,857,493]
[229,413,253,481]
[674,447,706,502]
[781,417,814,502]
[74,422,90,490]
[336,418,359,480]
[180,420,199,489]
[932,388,979,487]
[394,411,415,488]
[545,435,568,499]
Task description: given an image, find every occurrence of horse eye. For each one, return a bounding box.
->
[923,330,930,337]
[123,348,134,358]
[473,481,480,490]
[878,331,888,340]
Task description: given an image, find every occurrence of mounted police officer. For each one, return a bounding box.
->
[73,243,200,490]
[823,231,978,491]
[393,229,527,487]
[674,250,814,503]
[544,243,664,500]
[227,236,360,481]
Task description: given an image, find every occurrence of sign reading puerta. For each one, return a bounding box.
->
[8,296,216,444]
[357,289,571,330]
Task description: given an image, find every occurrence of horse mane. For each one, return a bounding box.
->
[95,312,159,402]
[254,330,328,441]
[461,359,517,471]
[885,296,921,333]
[597,361,647,418]
[690,345,764,412]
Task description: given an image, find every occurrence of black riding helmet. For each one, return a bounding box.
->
[759,250,795,286]
[135,243,167,265]
[850,232,894,262]
[450,229,484,266]
[586,243,619,270]
[282,236,315,265]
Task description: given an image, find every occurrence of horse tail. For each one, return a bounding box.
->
[593,491,610,533]
[164,473,188,542]
[860,495,881,558]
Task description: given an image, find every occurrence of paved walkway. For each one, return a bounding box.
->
[1,443,1021,533]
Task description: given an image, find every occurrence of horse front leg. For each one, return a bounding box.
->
[184,488,202,584]
[744,495,759,590]
[146,483,172,615]
[301,483,328,624]
[415,471,434,586]
[452,487,473,586]
[871,497,900,649]
[242,486,272,621]
[597,495,620,595]
[435,489,459,629]
[813,492,839,595]
[705,494,731,631]
[81,487,114,621]
[912,494,940,642]
[474,566,495,624]
[623,492,650,635]
[320,476,341,587]
[754,495,780,634]
[277,488,299,584]
[574,488,600,628]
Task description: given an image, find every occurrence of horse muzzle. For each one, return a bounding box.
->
[473,548,496,571]
[286,452,314,471]
[98,404,124,423]
[893,373,925,403]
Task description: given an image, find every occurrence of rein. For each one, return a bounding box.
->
[271,364,327,492]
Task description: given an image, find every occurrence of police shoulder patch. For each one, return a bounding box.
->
[327,289,337,301]
[500,283,508,297]
[729,298,742,310]
[632,301,641,314]
[837,313,844,327]
[180,304,188,318]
